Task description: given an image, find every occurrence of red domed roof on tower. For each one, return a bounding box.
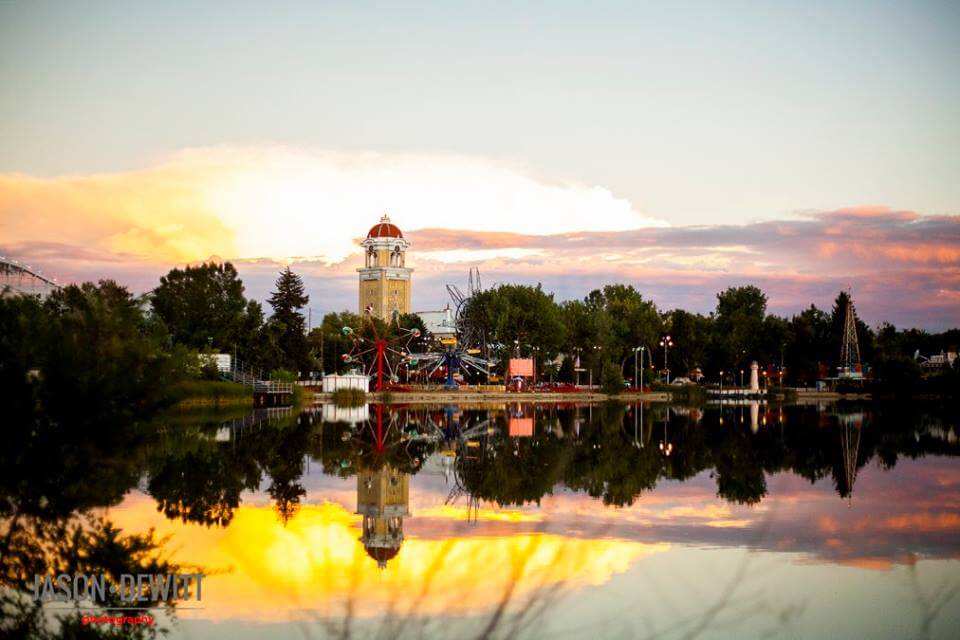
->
[367,214,403,239]
[365,544,400,568]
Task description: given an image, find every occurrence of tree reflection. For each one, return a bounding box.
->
[0,411,191,638]
[1,398,957,637]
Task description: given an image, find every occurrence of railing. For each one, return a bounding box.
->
[220,358,293,395]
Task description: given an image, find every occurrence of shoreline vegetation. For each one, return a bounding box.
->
[330,388,367,406]
[2,262,956,426]
[169,380,254,408]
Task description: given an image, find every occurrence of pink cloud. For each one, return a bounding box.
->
[3,203,958,330]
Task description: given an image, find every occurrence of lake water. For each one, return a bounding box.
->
[5,401,959,639]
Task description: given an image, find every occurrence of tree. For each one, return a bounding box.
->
[663,309,711,376]
[560,285,662,382]
[462,284,566,358]
[786,305,831,384]
[151,262,262,352]
[712,285,768,370]
[1,281,183,423]
[601,361,625,394]
[267,267,311,375]
[558,355,575,383]
[309,311,361,375]
[591,285,662,376]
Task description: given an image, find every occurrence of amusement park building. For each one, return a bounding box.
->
[358,215,412,321]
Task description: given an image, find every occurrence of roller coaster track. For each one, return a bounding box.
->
[0,256,60,297]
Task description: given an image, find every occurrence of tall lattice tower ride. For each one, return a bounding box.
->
[839,294,862,378]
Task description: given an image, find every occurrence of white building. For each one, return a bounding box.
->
[322,373,370,392]
[415,305,457,339]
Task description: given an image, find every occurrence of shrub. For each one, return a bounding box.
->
[601,362,625,395]
[331,388,367,406]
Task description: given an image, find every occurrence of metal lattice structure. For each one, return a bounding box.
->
[838,411,864,505]
[406,267,497,388]
[445,267,488,351]
[0,256,60,298]
[839,294,862,377]
[342,307,422,391]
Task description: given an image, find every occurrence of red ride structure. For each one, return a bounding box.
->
[341,306,422,391]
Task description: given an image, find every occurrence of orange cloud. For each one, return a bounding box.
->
[880,513,960,531]
[0,168,236,263]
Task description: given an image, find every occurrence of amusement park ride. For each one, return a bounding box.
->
[340,305,423,391]
[343,269,496,390]
[410,267,496,388]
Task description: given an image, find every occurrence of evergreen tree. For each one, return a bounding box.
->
[267,267,311,375]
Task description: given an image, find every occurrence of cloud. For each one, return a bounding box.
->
[401,207,960,328]
[1,146,661,267]
[2,147,957,329]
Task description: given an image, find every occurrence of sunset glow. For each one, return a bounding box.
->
[108,496,664,622]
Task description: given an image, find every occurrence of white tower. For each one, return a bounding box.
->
[749,361,760,393]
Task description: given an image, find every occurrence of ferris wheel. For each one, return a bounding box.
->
[341,306,422,391]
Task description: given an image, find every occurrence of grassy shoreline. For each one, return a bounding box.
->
[169,380,253,408]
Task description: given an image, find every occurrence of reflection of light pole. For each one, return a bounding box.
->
[659,411,673,456]
[659,335,673,384]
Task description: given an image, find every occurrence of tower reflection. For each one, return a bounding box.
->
[357,465,410,568]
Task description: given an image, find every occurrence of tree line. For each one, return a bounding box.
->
[3,262,957,411]
[462,282,959,392]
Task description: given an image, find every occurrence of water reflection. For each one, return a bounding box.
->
[2,400,959,637]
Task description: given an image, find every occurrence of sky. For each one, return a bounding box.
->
[1,1,958,328]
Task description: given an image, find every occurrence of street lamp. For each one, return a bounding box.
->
[739,368,744,388]
[531,346,540,385]
[659,335,674,384]
[590,345,601,388]
[633,346,646,392]
[573,347,583,386]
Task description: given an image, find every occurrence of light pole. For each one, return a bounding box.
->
[590,345,601,388]
[659,335,673,384]
[573,347,582,387]
[739,369,744,388]
[532,346,540,385]
[634,346,646,392]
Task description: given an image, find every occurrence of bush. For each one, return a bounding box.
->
[168,380,252,405]
[601,362,625,395]
[331,388,367,406]
[200,360,221,380]
[871,355,922,395]
[270,368,296,382]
